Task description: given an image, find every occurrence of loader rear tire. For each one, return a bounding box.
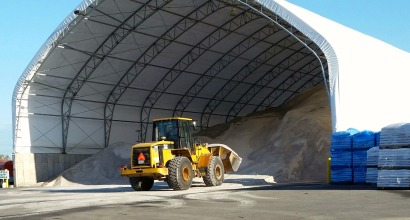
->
[129,177,154,191]
[168,156,193,190]
[203,156,224,187]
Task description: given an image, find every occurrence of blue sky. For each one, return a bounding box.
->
[287,0,410,52]
[0,0,409,157]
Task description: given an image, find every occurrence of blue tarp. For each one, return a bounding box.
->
[353,130,376,149]
[330,128,358,150]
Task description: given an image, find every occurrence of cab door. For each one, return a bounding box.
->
[178,120,193,151]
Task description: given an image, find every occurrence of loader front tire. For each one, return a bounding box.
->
[129,177,154,191]
[168,156,193,190]
[203,156,224,187]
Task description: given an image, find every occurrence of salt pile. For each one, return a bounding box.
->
[197,85,331,183]
[44,142,131,186]
[45,85,331,186]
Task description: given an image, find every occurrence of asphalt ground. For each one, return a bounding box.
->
[1,181,410,220]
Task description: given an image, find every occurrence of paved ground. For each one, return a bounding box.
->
[1,180,410,220]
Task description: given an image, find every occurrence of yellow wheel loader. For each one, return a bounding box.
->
[120,117,242,191]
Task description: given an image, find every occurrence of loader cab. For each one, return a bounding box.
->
[152,117,195,150]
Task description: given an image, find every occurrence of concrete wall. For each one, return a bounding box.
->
[14,153,90,187]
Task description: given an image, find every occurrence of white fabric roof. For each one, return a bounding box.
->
[267,0,410,132]
[12,0,410,154]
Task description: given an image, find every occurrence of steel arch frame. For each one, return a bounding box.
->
[199,31,301,129]
[224,44,317,122]
[206,0,330,125]
[37,72,267,110]
[60,0,170,153]
[139,6,262,141]
[104,0,232,147]
[254,64,323,112]
[238,0,329,97]
[171,23,277,117]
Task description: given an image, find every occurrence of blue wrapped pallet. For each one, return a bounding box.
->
[330,129,357,184]
[354,167,367,183]
[330,129,358,150]
[353,150,368,184]
[353,150,367,167]
[350,131,378,184]
[331,167,353,183]
[331,150,352,167]
[330,149,353,183]
[366,147,379,184]
[353,130,376,150]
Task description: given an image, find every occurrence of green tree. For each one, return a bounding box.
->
[0,154,11,161]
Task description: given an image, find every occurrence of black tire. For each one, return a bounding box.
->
[203,156,224,187]
[129,177,154,191]
[168,156,194,190]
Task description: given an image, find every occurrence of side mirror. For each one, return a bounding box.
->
[192,120,198,131]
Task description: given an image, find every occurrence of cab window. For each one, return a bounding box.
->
[153,120,179,142]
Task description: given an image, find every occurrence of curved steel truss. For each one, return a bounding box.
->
[14,0,329,153]
[138,6,262,141]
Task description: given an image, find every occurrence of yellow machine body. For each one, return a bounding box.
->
[120,117,242,190]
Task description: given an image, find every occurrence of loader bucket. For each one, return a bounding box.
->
[207,144,242,172]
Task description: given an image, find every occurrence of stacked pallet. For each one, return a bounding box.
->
[330,129,358,183]
[352,131,376,183]
[378,123,410,189]
[366,146,379,183]
[375,132,381,146]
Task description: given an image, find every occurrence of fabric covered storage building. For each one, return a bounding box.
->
[12,0,410,186]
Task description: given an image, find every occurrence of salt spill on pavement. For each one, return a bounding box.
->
[0,175,274,219]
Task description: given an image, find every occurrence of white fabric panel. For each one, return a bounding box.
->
[15,116,62,153]
[70,101,105,119]
[27,116,62,153]
[108,121,139,145]
[27,95,61,115]
[261,0,410,131]
[118,89,149,106]
[112,105,141,122]
[66,118,104,152]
